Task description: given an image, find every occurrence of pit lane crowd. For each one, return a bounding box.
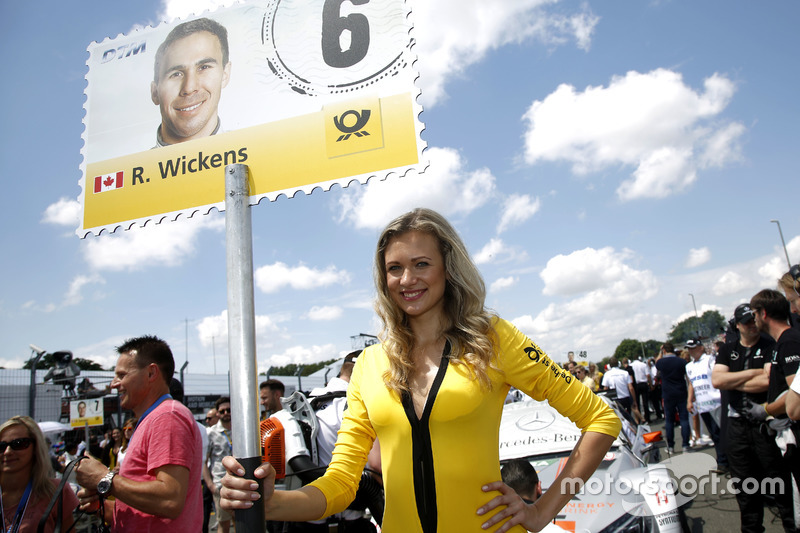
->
[2,269,799,533]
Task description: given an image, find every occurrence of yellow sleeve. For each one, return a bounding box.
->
[495,318,621,438]
[307,346,377,518]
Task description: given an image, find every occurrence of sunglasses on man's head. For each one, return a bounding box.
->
[0,437,34,452]
[217,408,231,414]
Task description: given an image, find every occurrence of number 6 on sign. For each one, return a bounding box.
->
[322,0,370,68]
[264,0,413,96]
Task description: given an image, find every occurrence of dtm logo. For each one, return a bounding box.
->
[101,41,146,63]
[333,109,371,142]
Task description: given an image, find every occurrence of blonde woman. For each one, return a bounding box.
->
[220,208,620,533]
[0,416,79,533]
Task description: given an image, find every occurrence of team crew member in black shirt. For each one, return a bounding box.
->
[712,303,795,533]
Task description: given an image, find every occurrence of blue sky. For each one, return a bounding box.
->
[1,0,798,372]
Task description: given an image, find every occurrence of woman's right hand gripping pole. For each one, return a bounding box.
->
[219,456,275,512]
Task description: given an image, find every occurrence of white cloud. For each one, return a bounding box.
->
[83,215,224,272]
[685,247,711,268]
[64,274,105,307]
[540,247,652,297]
[337,147,496,230]
[474,238,507,265]
[254,262,350,293]
[413,0,599,106]
[306,306,344,321]
[42,198,81,226]
[757,236,800,286]
[490,276,517,293]
[261,344,339,369]
[513,246,659,358]
[712,271,753,297]
[522,69,744,201]
[197,310,284,350]
[497,194,541,234]
[158,0,233,21]
[473,238,527,265]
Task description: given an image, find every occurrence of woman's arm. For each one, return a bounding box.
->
[477,431,615,532]
[218,456,327,521]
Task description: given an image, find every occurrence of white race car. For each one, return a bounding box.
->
[499,396,690,533]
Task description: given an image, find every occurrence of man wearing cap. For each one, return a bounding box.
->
[712,304,795,532]
[684,339,726,469]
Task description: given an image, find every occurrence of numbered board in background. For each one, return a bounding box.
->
[80,0,425,236]
[70,398,104,427]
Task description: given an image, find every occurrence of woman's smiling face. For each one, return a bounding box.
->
[384,230,447,322]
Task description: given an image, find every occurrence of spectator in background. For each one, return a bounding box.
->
[684,339,725,469]
[260,379,285,420]
[116,418,136,469]
[205,397,234,533]
[500,460,565,533]
[500,459,541,504]
[631,357,652,423]
[575,365,596,391]
[203,408,219,533]
[647,358,663,420]
[74,335,203,532]
[602,357,637,415]
[656,342,691,453]
[100,427,122,471]
[1,415,79,533]
[588,362,603,391]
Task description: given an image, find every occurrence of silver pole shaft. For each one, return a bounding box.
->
[771,219,792,269]
[225,164,260,458]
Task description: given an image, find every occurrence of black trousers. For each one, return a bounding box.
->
[202,483,214,533]
[726,417,796,533]
[635,382,651,421]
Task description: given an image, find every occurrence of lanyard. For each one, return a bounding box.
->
[135,394,172,433]
[1,480,33,533]
[221,429,233,453]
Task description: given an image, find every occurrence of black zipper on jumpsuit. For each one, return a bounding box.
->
[401,342,451,533]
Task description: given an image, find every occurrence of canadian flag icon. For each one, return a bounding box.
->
[93,171,124,193]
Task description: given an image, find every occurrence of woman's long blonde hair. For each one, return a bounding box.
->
[374,208,496,395]
[0,416,56,502]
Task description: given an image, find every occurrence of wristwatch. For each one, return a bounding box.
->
[97,470,116,496]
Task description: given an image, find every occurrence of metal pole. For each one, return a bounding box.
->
[689,293,701,339]
[28,345,46,419]
[224,164,265,532]
[180,361,189,387]
[771,219,792,269]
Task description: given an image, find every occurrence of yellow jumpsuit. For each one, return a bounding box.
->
[309,318,621,532]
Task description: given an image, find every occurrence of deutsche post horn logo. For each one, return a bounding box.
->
[334,109,371,142]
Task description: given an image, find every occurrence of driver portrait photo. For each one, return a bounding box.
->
[150,17,232,148]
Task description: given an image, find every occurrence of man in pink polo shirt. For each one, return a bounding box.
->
[75,335,203,532]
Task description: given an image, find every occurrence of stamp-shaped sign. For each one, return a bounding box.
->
[80,0,425,236]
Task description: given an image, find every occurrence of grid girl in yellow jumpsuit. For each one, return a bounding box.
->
[220,209,621,533]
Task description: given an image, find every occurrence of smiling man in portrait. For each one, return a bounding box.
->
[151,18,231,147]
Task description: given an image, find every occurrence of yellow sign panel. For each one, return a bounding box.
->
[82,93,418,232]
